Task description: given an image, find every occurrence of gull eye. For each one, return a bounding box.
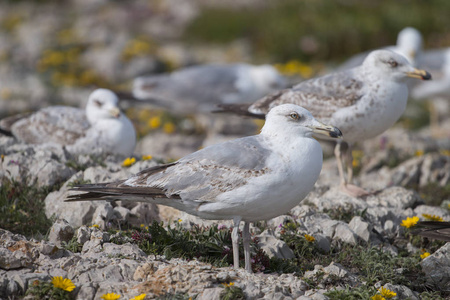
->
[388,60,398,68]
[289,112,300,121]
[93,99,103,107]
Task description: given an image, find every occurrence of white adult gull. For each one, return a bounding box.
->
[220,50,431,197]
[66,104,342,273]
[0,89,136,157]
[131,63,287,113]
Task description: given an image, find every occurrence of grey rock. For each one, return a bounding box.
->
[314,234,331,253]
[414,205,449,221]
[419,153,450,187]
[76,226,92,245]
[365,186,423,209]
[348,216,371,243]
[382,283,419,300]
[333,224,358,245]
[256,230,295,259]
[92,202,119,230]
[420,242,450,292]
[198,287,222,300]
[102,243,147,260]
[48,219,75,247]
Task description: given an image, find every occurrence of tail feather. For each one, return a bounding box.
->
[214,103,265,119]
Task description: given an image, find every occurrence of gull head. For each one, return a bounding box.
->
[396,27,423,64]
[250,65,287,91]
[86,89,122,125]
[363,50,431,82]
[262,104,342,139]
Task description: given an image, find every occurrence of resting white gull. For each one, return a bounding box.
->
[131,63,287,113]
[220,50,431,197]
[66,104,342,272]
[0,89,136,157]
[338,27,423,70]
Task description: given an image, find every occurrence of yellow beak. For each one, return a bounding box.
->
[109,107,121,118]
[406,68,432,80]
[309,121,343,139]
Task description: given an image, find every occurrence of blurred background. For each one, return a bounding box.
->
[0,0,449,136]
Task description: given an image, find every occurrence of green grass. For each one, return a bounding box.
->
[0,177,56,238]
[183,0,450,62]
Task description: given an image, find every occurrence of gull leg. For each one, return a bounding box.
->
[345,145,354,184]
[336,142,370,198]
[232,217,241,269]
[334,142,347,186]
[243,222,252,273]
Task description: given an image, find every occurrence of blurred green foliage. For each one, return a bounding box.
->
[184,0,450,62]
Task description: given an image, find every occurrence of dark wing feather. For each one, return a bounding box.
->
[66,163,179,202]
[411,221,450,242]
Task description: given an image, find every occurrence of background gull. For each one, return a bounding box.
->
[411,48,450,134]
[0,89,136,157]
[66,104,342,273]
[220,50,431,197]
[131,63,287,114]
[338,27,423,70]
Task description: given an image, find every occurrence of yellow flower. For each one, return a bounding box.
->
[178,219,182,223]
[101,293,121,300]
[415,150,424,157]
[148,116,161,129]
[222,282,234,287]
[304,234,315,242]
[420,252,430,259]
[371,295,385,300]
[140,224,145,228]
[130,294,146,300]
[122,157,136,167]
[440,149,450,156]
[91,224,100,229]
[352,159,360,168]
[400,216,419,228]
[51,276,76,292]
[422,213,443,222]
[142,155,153,161]
[379,287,397,298]
[163,122,176,134]
[1,154,4,162]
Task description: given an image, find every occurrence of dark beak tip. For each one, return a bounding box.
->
[422,72,432,80]
[330,127,343,138]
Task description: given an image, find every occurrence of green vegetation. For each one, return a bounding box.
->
[0,177,56,238]
[184,0,450,62]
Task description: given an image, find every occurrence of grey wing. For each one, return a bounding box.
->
[133,64,242,110]
[10,106,89,145]
[249,70,364,121]
[125,135,271,202]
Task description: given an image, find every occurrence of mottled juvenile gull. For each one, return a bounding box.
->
[0,89,136,157]
[66,104,342,272]
[220,50,431,197]
[338,27,423,70]
[132,63,287,113]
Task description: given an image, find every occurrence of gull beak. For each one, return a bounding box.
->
[406,68,432,80]
[309,121,343,139]
[109,107,121,118]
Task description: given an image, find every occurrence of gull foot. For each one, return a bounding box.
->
[340,183,371,198]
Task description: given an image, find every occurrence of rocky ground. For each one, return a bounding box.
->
[1,121,449,299]
[1,1,450,299]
